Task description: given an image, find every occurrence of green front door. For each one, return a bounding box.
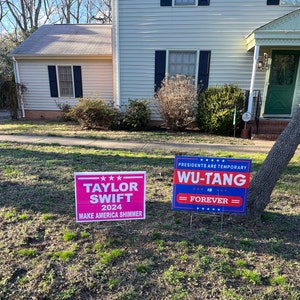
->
[264,51,299,115]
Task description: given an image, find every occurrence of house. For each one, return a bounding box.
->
[10,24,113,119]
[112,0,300,137]
[10,1,300,138]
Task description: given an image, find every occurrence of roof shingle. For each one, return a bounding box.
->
[10,24,112,57]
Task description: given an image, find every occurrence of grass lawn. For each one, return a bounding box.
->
[0,121,299,299]
[0,120,253,145]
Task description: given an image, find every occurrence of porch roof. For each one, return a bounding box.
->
[245,8,300,51]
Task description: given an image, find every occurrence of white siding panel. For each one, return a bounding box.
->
[18,59,113,111]
[117,0,298,115]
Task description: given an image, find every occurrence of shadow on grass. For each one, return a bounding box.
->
[0,142,299,261]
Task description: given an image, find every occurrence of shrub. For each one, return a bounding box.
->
[56,102,73,121]
[122,99,151,130]
[66,98,117,129]
[196,84,244,136]
[0,79,26,119]
[110,99,151,131]
[155,75,198,131]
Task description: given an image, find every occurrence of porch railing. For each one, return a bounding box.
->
[244,90,262,134]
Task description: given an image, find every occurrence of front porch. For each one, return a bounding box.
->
[243,90,290,140]
[244,9,300,140]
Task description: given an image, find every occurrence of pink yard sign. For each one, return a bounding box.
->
[74,171,146,223]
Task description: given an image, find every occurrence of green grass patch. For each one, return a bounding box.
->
[269,275,287,286]
[62,230,77,242]
[52,249,76,261]
[98,249,124,265]
[17,248,37,258]
[136,264,151,273]
[41,214,54,221]
[237,269,262,285]
[163,266,187,285]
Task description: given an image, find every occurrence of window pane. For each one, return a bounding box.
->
[280,0,300,5]
[168,51,197,78]
[175,0,196,5]
[58,66,73,97]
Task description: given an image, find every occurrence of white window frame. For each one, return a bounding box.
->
[280,0,300,6]
[166,50,199,86]
[173,0,197,7]
[57,65,75,98]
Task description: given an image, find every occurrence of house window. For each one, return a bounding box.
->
[154,50,211,92]
[266,0,300,5]
[280,0,300,5]
[160,0,210,6]
[58,66,74,97]
[168,51,197,81]
[48,65,82,98]
[174,0,196,6]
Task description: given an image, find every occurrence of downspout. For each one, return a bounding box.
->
[112,0,120,108]
[247,45,260,115]
[12,57,25,118]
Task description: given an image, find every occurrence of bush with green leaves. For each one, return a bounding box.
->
[123,99,151,130]
[110,99,151,131]
[66,98,117,129]
[155,75,198,131]
[196,84,245,136]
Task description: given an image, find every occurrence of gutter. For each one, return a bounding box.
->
[12,57,25,118]
[112,0,120,108]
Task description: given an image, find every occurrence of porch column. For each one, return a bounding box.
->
[248,45,260,115]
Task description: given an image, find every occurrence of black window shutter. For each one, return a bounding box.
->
[48,66,58,98]
[161,0,172,6]
[73,66,83,98]
[266,0,280,5]
[198,50,211,92]
[154,50,166,92]
[198,0,210,5]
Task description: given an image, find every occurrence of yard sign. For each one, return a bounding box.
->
[172,156,252,214]
[75,171,146,222]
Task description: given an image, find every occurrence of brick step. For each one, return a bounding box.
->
[254,127,285,134]
[251,133,280,141]
[248,120,289,135]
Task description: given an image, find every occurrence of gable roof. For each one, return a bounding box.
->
[245,8,300,50]
[10,24,112,58]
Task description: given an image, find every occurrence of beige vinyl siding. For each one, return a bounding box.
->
[17,59,113,111]
[116,0,298,119]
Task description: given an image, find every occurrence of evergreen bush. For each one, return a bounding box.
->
[66,98,117,129]
[110,99,151,131]
[122,99,151,130]
[196,84,245,136]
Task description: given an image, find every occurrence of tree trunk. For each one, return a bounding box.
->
[246,105,300,220]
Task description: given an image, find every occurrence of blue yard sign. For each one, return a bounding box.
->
[172,156,252,214]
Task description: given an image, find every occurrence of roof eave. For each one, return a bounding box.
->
[9,54,112,60]
[245,30,300,51]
